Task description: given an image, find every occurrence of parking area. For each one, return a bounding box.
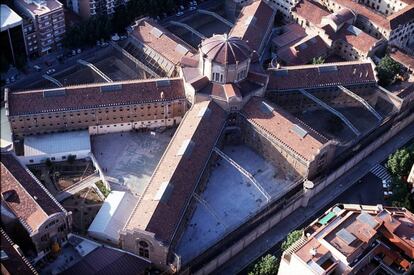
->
[91,129,174,195]
[176,144,299,263]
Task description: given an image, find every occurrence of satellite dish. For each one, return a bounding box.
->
[304,180,314,189]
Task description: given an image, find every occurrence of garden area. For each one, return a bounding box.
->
[28,159,96,195]
[61,187,104,234]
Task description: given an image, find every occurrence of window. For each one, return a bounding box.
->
[138,240,149,259]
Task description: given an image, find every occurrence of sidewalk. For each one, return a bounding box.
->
[216,123,414,275]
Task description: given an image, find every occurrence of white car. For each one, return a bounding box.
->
[189,6,197,11]
[46,68,56,75]
[33,65,42,71]
[77,48,82,54]
[176,11,184,16]
[382,179,391,189]
[191,1,198,6]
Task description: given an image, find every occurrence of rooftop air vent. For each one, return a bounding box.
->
[151,27,163,38]
[260,101,274,115]
[43,88,66,98]
[156,79,171,87]
[100,84,123,93]
[292,124,308,138]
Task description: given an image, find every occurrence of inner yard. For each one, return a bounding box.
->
[91,129,174,196]
[176,144,300,263]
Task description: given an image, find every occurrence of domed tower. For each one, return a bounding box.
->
[199,34,251,84]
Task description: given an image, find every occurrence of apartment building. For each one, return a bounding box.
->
[278,204,414,275]
[67,0,123,19]
[5,78,188,137]
[13,0,65,56]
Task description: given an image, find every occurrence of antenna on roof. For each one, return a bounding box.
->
[160,91,165,99]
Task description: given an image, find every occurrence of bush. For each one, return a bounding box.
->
[95,180,110,198]
[281,229,304,251]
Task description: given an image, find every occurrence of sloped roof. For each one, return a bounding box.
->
[130,18,196,65]
[293,0,330,26]
[229,0,275,54]
[1,153,65,233]
[200,34,251,65]
[277,35,329,65]
[267,61,376,90]
[7,78,186,116]
[241,97,328,162]
[61,246,151,275]
[124,100,227,243]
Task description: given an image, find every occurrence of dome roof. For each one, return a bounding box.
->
[200,34,251,65]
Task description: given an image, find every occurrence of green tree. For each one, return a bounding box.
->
[386,147,414,178]
[376,55,401,86]
[281,229,304,251]
[312,56,325,65]
[248,254,279,275]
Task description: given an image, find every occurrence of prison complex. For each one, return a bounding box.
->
[2,0,414,273]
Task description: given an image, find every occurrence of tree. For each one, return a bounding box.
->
[248,254,279,275]
[312,56,325,65]
[386,147,414,178]
[281,229,304,251]
[376,55,401,86]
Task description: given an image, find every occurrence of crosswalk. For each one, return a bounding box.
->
[370,164,392,182]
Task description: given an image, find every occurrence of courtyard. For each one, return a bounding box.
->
[176,144,300,263]
[91,129,174,195]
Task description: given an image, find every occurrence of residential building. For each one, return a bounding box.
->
[13,0,65,56]
[1,152,72,259]
[67,0,126,19]
[1,4,27,66]
[278,204,414,275]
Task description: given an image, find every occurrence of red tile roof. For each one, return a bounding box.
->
[1,153,65,233]
[332,0,414,30]
[125,100,227,243]
[200,35,251,65]
[277,35,329,65]
[293,0,330,26]
[325,23,380,54]
[229,0,275,54]
[390,49,414,69]
[241,97,328,161]
[267,61,376,90]
[61,246,151,275]
[272,23,307,49]
[1,228,38,275]
[130,18,196,65]
[8,78,186,116]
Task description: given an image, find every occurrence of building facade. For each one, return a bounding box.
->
[5,78,188,138]
[1,152,72,259]
[13,0,65,56]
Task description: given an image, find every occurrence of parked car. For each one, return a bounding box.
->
[190,1,198,6]
[176,11,184,16]
[189,6,197,11]
[46,68,56,75]
[384,190,393,199]
[382,179,391,189]
[72,49,76,56]
[33,65,42,71]
[120,35,127,40]
[77,48,82,54]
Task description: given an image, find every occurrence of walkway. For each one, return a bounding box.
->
[169,21,206,39]
[338,85,382,121]
[215,122,414,274]
[197,9,234,27]
[42,74,63,87]
[56,173,100,202]
[77,59,112,83]
[299,89,361,136]
[213,147,271,202]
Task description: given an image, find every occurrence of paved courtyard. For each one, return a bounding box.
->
[91,130,173,195]
[176,144,299,263]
